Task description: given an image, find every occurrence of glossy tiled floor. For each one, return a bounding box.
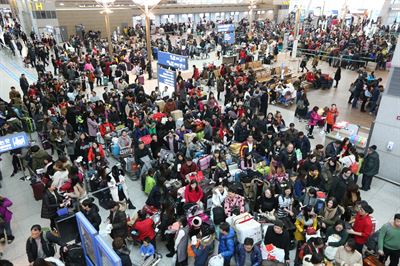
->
[0,45,399,266]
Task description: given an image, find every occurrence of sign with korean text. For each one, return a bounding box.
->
[158,51,188,70]
[158,65,176,98]
[0,132,29,153]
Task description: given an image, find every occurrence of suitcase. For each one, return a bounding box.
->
[39,132,51,150]
[185,171,204,183]
[212,206,226,225]
[103,76,109,85]
[60,244,86,266]
[232,215,262,244]
[363,255,384,266]
[31,181,44,201]
[155,100,165,112]
[171,110,183,121]
[138,76,144,85]
[197,155,212,171]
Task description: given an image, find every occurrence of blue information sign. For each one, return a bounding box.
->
[217,24,235,33]
[224,32,236,44]
[158,65,176,98]
[158,51,189,70]
[0,132,29,153]
[95,235,122,266]
[76,212,99,266]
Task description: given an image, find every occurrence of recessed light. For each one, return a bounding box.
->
[59,3,64,5]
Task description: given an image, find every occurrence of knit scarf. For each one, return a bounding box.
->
[324,206,338,221]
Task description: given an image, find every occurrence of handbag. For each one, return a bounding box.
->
[349,157,359,174]
[57,207,69,217]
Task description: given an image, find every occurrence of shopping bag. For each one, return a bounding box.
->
[139,135,152,145]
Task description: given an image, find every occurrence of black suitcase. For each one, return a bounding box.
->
[212,206,226,225]
[31,181,44,201]
[61,243,86,266]
[55,213,79,244]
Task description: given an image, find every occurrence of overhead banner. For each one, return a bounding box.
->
[218,24,235,44]
[158,65,176,98]
[158,51,189,70]
[0,132,29,153]
[217,24,235,33]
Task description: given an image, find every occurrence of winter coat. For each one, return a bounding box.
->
[87,117,98,137]
[308,111,322,126]
[218,227,236,260]
[41,189,63,219]
[0,198,13,223]
[82,205,101,231]
[224,194,245,216]
[108,174,129,203]
[108,210,128,239]
[192,243,213,266]
[184,185,204,203]
[31,149,50,171]
[361,151,380,176]
[326,108,339,125]
[235,243,262,266]
[175,226,189,262]
[329,174,355,204]
[26,232,65,263]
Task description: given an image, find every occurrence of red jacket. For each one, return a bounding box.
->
[99,122,115,137]
[133,218,155,241]
[184,185,203,203]
[353,213,373,244]
[87,145,105,162]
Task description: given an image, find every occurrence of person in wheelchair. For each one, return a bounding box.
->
[117,130,132,155]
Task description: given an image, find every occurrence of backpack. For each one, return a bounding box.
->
[298,242,312,260]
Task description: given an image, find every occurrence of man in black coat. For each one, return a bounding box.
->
[19,74,29,95]
[325,140,341,159]
[361,145,380,191]
[26,224,66,264]
[264,219,290,264]
[108,201,128,240]
[329,167,355,204]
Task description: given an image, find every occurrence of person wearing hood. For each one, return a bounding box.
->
[81,198,101,231]
[112,237,132,266]
[218,222,236,266]
[329,167,354,204]
[360,145,380,191]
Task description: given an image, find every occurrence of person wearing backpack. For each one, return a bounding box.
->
[26,224,67,265]
[378,213,400,266]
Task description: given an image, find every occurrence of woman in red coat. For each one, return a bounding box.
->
[348,200,374,253]
[184,180,203,204]
[132,210,156,246]
[87,142,105,163]
[326,104,339,133]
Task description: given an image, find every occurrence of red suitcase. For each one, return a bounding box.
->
[31,181,44,201]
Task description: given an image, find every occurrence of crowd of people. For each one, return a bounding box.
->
[0,8,399,266]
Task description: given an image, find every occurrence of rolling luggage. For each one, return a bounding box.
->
[138,75,144,85]
[212,206,226,225]
[363,255,384,266]
[197,155,212,171]
[39,132,51,150]
[103,76,109,85]
[31,181,44,201]
[60,243,86,266]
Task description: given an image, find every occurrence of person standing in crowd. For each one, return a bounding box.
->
[112,237,132,266]
[360,145,380,191]
[107,201,128,240]
[19,73,29,95]
[235,237,262,266]
[218,222,236,266]
[378,213,400,266]
[325,104,338,133]
[41,183,64,230]
[334,66,341,88]
[347,200,374,253]
[0,196,14,244]
[26,224,67,265]
[80,198,101,231]
[173,217,189,266]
